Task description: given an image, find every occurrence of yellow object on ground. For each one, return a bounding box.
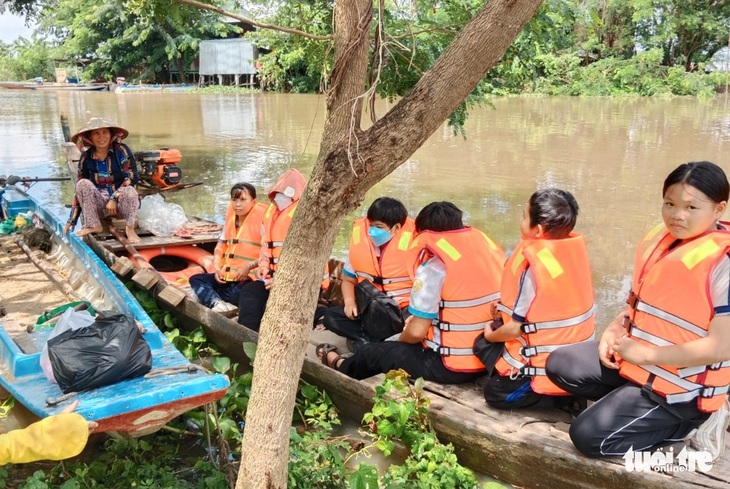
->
[13,215,28,229]
[0,413,89,464]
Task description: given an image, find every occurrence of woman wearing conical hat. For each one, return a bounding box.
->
[63,117,141,243]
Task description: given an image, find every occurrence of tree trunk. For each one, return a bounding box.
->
[176,56,188,84]
[236,1,544,487]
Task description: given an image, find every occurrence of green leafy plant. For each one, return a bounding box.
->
[363,370,480,488]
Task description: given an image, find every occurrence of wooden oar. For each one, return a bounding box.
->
[106,225,164,279]
[105,226,187,307]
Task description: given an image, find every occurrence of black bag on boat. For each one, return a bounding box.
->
[354,280,405,341]
[47,312,152,394]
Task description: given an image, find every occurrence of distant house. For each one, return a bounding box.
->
[199,38,259,86]
[169,6,257,85]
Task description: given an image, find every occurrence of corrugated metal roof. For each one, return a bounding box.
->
[200,39,257,75]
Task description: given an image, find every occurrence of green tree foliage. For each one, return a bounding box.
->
[0,37,54,81]
[633,0,730,71]
[6,0,238,82]
[247,0,333,92]
[3,0,727,92]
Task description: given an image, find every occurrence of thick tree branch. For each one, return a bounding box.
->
[169,0,333,41]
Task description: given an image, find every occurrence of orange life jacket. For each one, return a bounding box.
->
[348,218,416,307]
[217,201,267,281]
[495,234,596,395]
[619,223,730,413]
[409,227,506,373]
[262,202,297,273]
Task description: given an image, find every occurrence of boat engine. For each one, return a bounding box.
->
[135,148,184,189]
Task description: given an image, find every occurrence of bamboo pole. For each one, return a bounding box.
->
[13,236,81,301]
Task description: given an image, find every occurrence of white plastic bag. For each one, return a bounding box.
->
[137,194,188,236]
[40,308,96,383]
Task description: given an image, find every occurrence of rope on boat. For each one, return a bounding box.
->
[144,363,210,378]
[46,392,78,406]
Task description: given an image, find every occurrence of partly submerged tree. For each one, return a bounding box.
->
[169,0,545,487]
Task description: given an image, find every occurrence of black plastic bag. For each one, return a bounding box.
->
[355,280,405,341]
[47,312,152,394]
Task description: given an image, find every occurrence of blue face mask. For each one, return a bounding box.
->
[368,226,393,247]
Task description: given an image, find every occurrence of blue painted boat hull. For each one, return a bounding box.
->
[0,188,229,436]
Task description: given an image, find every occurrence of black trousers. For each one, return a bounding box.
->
[322,306,409,344]
[338,341,484,384]
[545,340,710,458]
[473,335,552,409]
[237,280,270,332]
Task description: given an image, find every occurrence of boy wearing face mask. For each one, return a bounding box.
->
[237,168,307,330]
[322,197,415,347]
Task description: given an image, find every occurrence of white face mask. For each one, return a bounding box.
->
[273,193,293,211]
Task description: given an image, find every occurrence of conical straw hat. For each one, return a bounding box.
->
[71,117,129,149]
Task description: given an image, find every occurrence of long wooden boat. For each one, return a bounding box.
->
[77,211,730,488]
[114,84,195,94]
[0,187,230,437]
[0,82,36,90]
[34,83,109,92]
[54,137,729,487]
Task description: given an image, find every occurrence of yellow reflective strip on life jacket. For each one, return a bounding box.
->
[479,230,498,250]
[265,204,274,218]
[645,223,665,241]
[288,205,297,218]
[436,238,461,262]
[398,231,412,250]
[682,239,720,270]
[353,225,361,245]
[537,247,564,279]
[511,252,525,275]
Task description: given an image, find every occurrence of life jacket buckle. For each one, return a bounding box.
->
[621,315,635,334]
[521,323,537,334]
[372,276,385,286]
[522,367,537,377]
[701,387,719,398]
[627,290,639,309]
[440,322,452,332]
[520,346,538,358]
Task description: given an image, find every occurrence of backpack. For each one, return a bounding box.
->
[355,280,405,341]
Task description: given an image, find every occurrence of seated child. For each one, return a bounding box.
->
[237,169,306,331]
[477,188,595,409]
[190,183,267,313]
[318,201,505,385]
[322,197,415,347]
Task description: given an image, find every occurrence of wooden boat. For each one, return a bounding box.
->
[55,139,729,487]
[0,82,36,90]
[34,83,109,91]
[80,220,730,488]
[0,187,230,437]
[114,84,195,94]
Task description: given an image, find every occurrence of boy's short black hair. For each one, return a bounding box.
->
[528,188,579,239]
[367,197,408,227]
[415,201,464,233]
[231,182,256,199]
